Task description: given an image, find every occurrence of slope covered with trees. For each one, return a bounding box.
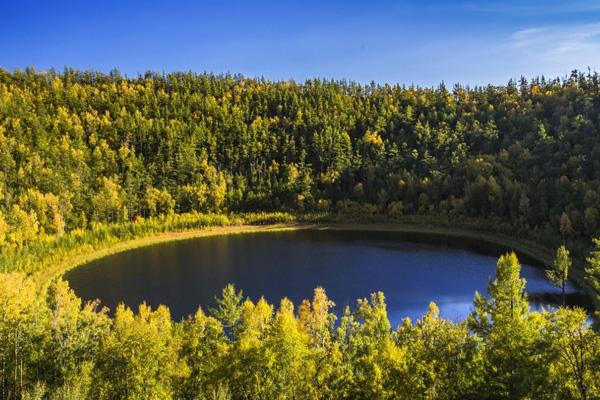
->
[2,68,600,399]
[1,68,600,254]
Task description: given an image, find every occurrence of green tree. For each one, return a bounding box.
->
[178,308,229,399]
[42,280,110,399]
[546,245,572,306]
[91,177,125,223]
[584,207,599,237]
[396,303,480,399]
[469,252,551,399]
[560,212,575,239]
[7,205,39,248]
[0,211,7,248]
[298,288,337,398]
[93,304,184,400]
[143,187,175,217]
[546,308,600,400]
[340,292,407,399]
[210,284,244,335]
[226,297,274,399]
[265,298,311,399]
[0,274,44,400]
[585,239,600,313]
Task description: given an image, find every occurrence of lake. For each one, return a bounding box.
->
[65,228,587,325]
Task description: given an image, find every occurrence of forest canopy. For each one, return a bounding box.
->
[1,68,600,251]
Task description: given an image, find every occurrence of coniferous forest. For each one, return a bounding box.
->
[1,68,600,399]
[2,68,600,247]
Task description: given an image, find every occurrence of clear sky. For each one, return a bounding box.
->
[2,0,600,86]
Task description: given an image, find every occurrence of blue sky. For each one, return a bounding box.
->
[2,0,600,86]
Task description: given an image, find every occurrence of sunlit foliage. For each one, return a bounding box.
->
[1,254,599,399]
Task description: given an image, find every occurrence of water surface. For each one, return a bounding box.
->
[65,229,585,325]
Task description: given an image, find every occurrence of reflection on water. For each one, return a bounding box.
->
[65,229,589,326]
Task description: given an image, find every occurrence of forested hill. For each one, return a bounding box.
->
[1,68,600,247]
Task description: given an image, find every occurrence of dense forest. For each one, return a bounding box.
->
[1,68,600,250]
[2,68,600,398]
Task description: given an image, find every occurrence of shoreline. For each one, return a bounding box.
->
[36,221,597,309]
[318,223,592,299]
[35,223,302,292]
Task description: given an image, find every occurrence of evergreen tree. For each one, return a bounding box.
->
[469,253,551,399]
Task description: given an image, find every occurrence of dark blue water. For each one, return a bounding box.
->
[65,229,584,326]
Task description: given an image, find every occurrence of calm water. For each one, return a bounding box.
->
[65,229,586,325]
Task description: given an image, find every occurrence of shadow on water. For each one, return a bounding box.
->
[338,229,546,268]
[64,228,593,325]
[528,291,594,311]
